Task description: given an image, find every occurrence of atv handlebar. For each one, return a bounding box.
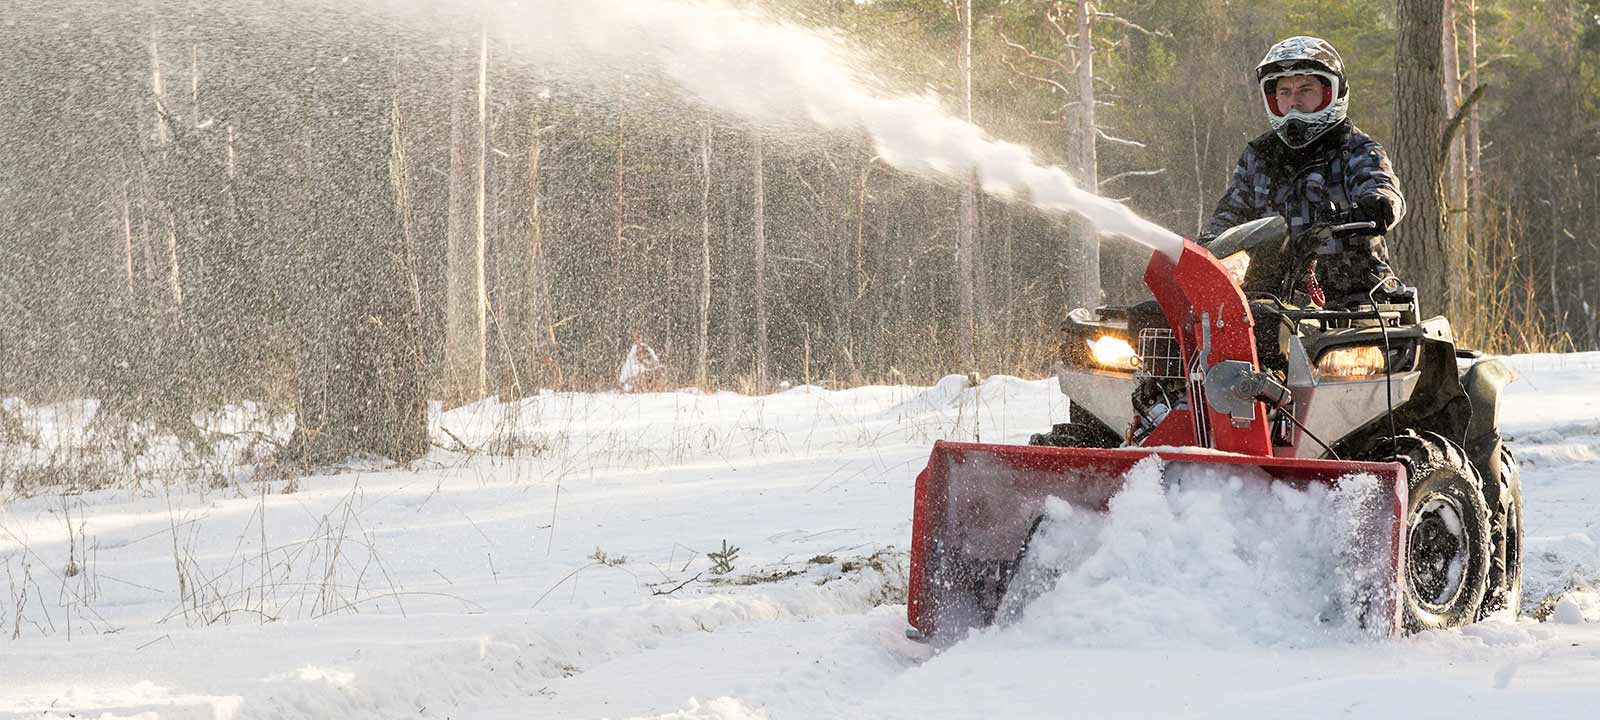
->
[1330,220,1378,234]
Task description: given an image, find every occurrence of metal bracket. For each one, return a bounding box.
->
[1204,359,1259,427]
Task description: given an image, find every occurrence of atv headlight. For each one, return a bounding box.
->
[1314,345,1387,379]
[1087,335,1140,370]
[1219,251,1251,286]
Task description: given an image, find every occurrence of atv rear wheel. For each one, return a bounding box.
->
[1395,433,1492,632]
[1481,442,1524,617]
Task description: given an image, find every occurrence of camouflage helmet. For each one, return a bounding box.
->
[1255,36,1348,148]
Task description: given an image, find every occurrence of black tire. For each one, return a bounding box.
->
[1029,402,1122,448]
[1394,432,1493,632]
[1028,422,1121,448]
[1481,442,1525,617]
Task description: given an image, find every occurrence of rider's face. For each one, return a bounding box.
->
[1274,74,1327,114]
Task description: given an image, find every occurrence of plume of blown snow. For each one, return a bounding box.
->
[493,0,1184,259]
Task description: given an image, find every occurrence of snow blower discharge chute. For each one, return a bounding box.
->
[907,217,1524,641]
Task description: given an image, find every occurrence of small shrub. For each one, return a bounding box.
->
[706,540,740,575]
[589,547,626,567]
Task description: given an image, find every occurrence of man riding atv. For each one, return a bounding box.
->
[979,37,1523,636]
[1202,35,1405,309]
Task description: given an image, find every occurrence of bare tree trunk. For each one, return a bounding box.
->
[136,162,158,293]
[696,117,713,389]
[225,124,236,179]
[474,27,489,394]
[445,33,488,405]
[753,131,769,390]
[614,113,627,352]
[389,96,424,352]
[164,210,183,313]
[189,44,200,127]
[120,180,135,296]
[1442,0,1468,287]
[1191,108,1205,233]
[1070,0,1102,309]
[148,28,182,313]
[956,0,977,369]
[1464,0,1482,230]
[855,156,873,300]
[1392,0,1456,319]
[527,102,559,387]
[150,29,170,145]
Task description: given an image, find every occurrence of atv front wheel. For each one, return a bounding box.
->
[1395,433,1492,632]
[1029,403,1122,448]
[1028,422,1121,448]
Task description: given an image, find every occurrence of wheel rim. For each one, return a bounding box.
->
[1408,493,1469,611]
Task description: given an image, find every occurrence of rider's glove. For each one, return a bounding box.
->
[1351,195,1396,232]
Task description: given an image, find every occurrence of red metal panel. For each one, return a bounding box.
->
[1143,241,1272,455]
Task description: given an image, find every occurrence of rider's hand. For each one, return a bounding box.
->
[1351,195,1395,232]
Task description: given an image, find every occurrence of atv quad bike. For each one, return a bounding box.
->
[907,216,1522,641]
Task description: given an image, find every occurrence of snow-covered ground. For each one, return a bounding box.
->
[2,353,1598,720]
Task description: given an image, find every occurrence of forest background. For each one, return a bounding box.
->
[2,0,1596,465]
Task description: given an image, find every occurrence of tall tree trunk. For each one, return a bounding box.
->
[1391,0,1455,319]
[1463,0,1482,231]
[474,27,489,393]
[956,0,977,369]
[150,28,170,145]
[189,44,200,126]
[696,117,713,389]
[1070,0,1102,309]
[613,113,627,354]
[527,101,558,387]
[1442,0,1468,284]
[444,33,488,405]
[753,131,769,390]
[148,28,183,314]
[221,123,236,180]
[164,210,184,314]
[120,180,135,296]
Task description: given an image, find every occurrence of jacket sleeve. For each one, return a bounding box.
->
[1200,147,1263,241]
[1346,140,1406,231]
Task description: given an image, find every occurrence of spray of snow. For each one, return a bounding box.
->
[991,456,1393,649]
[627,697,770,720]
[495,0,1185,260]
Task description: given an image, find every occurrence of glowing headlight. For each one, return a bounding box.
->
[1086,336,1140,369]
[1315,345,1387,379]
[1219,251,1251,286]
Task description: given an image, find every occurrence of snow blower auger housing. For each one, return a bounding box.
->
[906,216,1523,642]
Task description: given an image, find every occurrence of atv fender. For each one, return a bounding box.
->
[1460,358,1516,448]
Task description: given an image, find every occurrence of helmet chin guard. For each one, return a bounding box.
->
[1256,37,1349,148]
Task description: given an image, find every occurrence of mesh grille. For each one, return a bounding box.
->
[1137,328,1184,379]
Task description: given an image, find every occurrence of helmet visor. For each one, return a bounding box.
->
[1261,71,1337,117]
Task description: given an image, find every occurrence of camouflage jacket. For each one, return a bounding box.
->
[1200,120,1405,244]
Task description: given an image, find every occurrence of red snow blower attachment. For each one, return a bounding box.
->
[906,231,1419,642]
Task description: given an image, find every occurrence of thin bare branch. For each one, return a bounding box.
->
[997,30,1072,75]
[1090,11,1173,38]
[1439,84,1488,168]
[1096,128,1147,148]
[999,53,1073,97]
[1101,168,1168,185]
